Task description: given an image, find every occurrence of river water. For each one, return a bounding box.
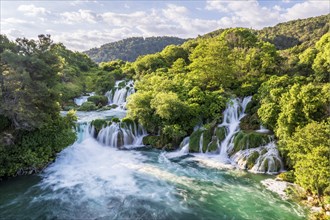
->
[0,115,305,220]
[0,87,306,219]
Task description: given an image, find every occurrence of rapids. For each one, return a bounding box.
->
[0,84,306,219]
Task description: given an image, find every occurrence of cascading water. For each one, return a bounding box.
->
[0,92,305,219]
[218,96,252,162]
[74,92,95,106]
[173,96,284,174]
[96,121,147,148]
[105,80,135,108]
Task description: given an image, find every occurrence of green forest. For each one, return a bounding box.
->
[84,36,186,63]
[0,14,329,218]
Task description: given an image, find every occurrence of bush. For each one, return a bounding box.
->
[87,95,108,107]
[91,119,109,133]
[278,170,295,183]
[78,101,98,111]
[0,116,76,178]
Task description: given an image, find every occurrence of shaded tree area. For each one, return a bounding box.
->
[0,35,77,178]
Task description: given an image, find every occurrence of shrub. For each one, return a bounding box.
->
[78,101,98,111]
[87,95,108,106]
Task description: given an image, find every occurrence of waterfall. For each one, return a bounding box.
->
[231,141,283,174]
[199,133,204,153]
[179,137,190,154]
[218,96,252,162]
[74,92,95,106]
[165,96,283,174]
[105,80,135,108]
[78,120,147,149]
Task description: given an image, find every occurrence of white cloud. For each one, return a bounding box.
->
[52,28,140,51]
[1,18,30,25]
[283,1,330,20]
[60,9,99,24]
[205,0,329,29]
[205,0,282,29]
[2,29,25,39]
[17,4,49,16]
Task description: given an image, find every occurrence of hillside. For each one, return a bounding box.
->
[84,36,187,63]
[202,14,329,50]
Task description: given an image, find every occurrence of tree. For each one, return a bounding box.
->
[286,121,330,198]
[312,33,330,82]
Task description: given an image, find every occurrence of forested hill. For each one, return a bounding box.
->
[203,14,329,50]
[84,36,186,63]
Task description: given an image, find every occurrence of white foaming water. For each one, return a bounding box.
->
[230,141,283,174]
[164,96,284,174]
[40,138,142,195]
[74,92,95,106]
[218,96,252,162]
[105,80,135,108]
[61,109,127,123]
[256,125,271,133]
[96,122,147,148]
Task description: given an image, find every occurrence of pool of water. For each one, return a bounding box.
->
[0,137,306,220]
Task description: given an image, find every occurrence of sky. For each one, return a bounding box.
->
[1,0,329,51]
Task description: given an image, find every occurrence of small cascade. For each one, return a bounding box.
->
[76,123,95,142]
[168,96,284,174]
[77,120,146,149]
[105,80,135,108]
[250,142,283,174]
[100,122,146,148]
[74,92,95,106]
[179,137,190,154]
[231,141,283,174]
[256,125,271,133]
[199,133,204,153]
[218,96,252,162]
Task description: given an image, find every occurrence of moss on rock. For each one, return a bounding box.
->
[233,131,270,153]
[91,119,109,133]
[142,135,161,148]
[240,114,260,131]
[215,126,226,142]
[246,151,259,169]
[189,130,203,152]
[208,139,218,152]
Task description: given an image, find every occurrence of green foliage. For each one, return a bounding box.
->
[112,117,120,123]
[278,170,295,183]
[91,119,109,133]
[77,101,98,111]
[87,95,108,107]
[142,135,161,148]
[276,83,330,142]
[312,33,330,82]
[0,115,76,177]
[286,121,330,197]
[257,14,329,50]
[84,36,186,63]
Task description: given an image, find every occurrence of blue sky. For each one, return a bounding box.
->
[1,0,329,51]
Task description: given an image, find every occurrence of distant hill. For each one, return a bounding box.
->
[258,14,329,50]
[202,14,329,50]
[84,36,187,63]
